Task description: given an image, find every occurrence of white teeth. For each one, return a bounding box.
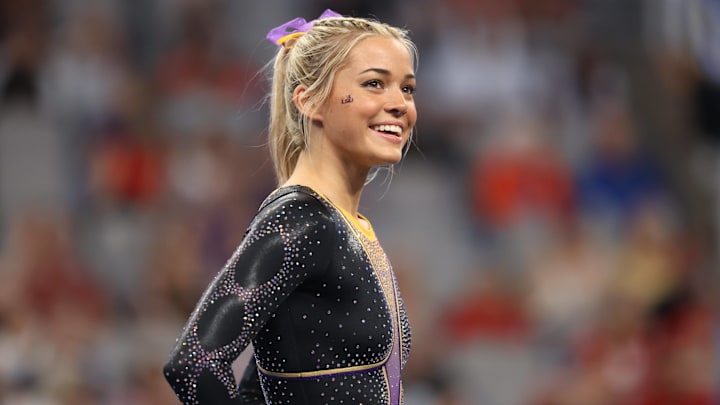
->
[372,125,402,135]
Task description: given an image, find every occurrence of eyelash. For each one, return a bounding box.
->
[363,80,416,95]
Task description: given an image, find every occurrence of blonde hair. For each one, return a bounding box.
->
[268,16,417,184]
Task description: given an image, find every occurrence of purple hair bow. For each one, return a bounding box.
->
[266,9,342,47]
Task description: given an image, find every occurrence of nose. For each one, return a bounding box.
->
[385,88,408,117]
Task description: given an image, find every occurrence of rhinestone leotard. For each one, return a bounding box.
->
[163,185,411,404]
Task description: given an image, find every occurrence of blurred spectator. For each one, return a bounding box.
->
[42,4,131,124]
[468,114,576,270]
[637,288,717,405]
[536,293,653,405]
[154,1,265,138]
[0,22,70,238]
[419,0,544,161]
[608,203,680,312]
[444,269,531,343]
[0,212,109,403]
[527,219,613,356]
[87,118,165,208]
[575,99,670,238]
[470,115,575,230]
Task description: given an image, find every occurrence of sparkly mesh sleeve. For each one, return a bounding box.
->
[163,191,334,404]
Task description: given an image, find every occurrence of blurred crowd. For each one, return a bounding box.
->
[1,0,719,404]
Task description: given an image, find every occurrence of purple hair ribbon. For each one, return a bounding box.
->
[266,9,342,47]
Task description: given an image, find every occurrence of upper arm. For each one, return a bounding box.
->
[164,192,335,403]
[194,194,335,350]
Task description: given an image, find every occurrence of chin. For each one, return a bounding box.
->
[374,154,403,167]
[366,146,405,167]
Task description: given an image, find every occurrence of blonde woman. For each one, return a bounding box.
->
[164,10,418,404]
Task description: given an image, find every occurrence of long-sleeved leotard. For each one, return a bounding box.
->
[164,185,411,404]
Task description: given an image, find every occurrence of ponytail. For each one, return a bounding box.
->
[267,47,300,184]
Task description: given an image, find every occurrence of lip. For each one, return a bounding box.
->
[373,130,403,144]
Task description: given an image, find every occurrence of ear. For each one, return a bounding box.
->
[293,85,324,122]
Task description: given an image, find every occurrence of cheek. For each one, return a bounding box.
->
[344,99,382,121]
[408,103,418,126]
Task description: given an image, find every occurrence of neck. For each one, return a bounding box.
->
[282,151,368,217]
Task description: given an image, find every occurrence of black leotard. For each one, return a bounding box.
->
[163,185,411,404]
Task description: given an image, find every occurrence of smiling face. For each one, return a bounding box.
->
[307,36,417,171]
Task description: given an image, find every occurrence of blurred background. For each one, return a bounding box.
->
[1,0,719,404]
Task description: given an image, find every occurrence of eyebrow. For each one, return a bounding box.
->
[359,68,415,80]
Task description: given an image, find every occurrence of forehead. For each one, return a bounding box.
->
[344,36,414,73]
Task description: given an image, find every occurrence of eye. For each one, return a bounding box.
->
[402,85,416,95]
[363,80,383,89]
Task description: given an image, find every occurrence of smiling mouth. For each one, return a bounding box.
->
[370,124,402,137]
